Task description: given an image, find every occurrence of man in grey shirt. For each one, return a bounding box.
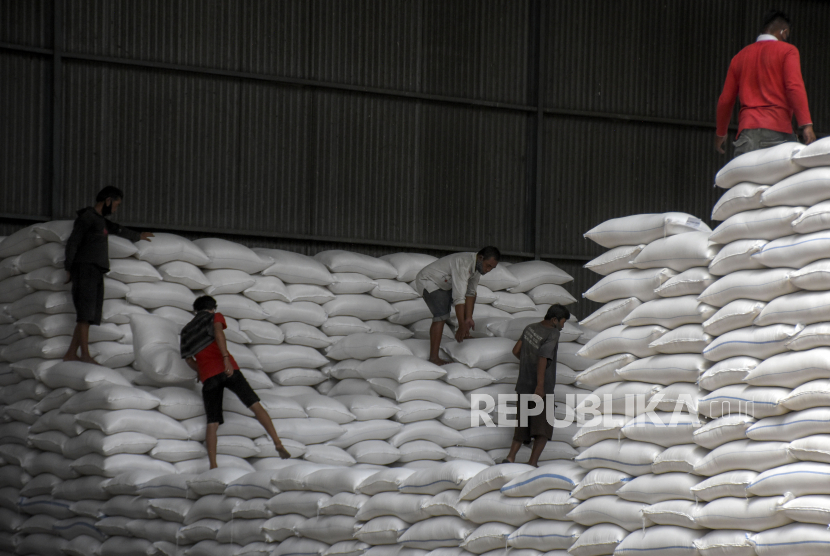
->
[504,304,569,467]
[415,246,500,365]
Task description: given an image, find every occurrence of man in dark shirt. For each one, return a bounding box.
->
[63,186,153,362]
[503,304,569,467]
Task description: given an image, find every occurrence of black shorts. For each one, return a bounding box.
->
[71,263,105,325]
[422,288,453,322]
[513,395,554,444]
[202,370,261,424]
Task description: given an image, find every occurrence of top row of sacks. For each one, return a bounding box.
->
[0,224,573,292]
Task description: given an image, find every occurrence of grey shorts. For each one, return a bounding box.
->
[733,128,797,158]
[422,289,453,322]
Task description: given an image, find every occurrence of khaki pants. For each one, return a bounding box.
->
[733,128,797,158]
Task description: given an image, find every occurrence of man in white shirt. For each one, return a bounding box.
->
[415,246,500,365]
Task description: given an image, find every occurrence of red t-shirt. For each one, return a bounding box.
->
[717,38,812,137]
[193,313,239,383]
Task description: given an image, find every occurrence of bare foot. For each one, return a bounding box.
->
[275,444,291,459]
[63,353,80,362]
[428,357,451,366]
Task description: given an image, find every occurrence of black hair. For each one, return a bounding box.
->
[193,296,218,312]
[545,304,570,321]
[96,186,124,203]
[762,9,790,33]
[477,246,501,262]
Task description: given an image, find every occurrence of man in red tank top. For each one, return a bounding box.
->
[715,10,816,157]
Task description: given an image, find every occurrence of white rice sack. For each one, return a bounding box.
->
[192,238,271,273]
[379,253,438,282]
[617,526,706,556]
[499,461,587,496]
[744,349,830,388]
[461,522,516,554]
[16,242,65,273]
[622,296,715,328]
[698,269,797,308]
[764,167,830,208]
[327,272,376,295]
[506,261,573,292]
[616,473,700,504]
[318,493,371,518]
[106,259,162,283]
[358,356,445,382]
[789,323,830,352]
[31,219,73,243]
[23,266,73,292]
[690,470,758,501]
[62,430,158,459]
[783,379,830,412]
[461,491,535,526]
[693,414,757,450]
[313,250,397,279]
[748,462,830,497]
[478,265,520,292]
[0,224,46,258]
[583,268,676,303]
[712,182,769,221]
[126,282,196,311]
[579,297,641,332]
[59,385,159,413]
[507,519,586,550]
[616,354,709,385]
[694,439,795,476]
[354,491,430,522]
[395,380,470,408]
[568,523,628,556]
[15,312,118,340]
[792,199,830,235]
[240,276,290,303]
[648,324,712,354]
[748,523,830,556]
[695,495,791,531]
[702,324,801,362]
[238,318,284,345]
[395,399,445,422]
[75,408,189,439]
[355,468,415,495]
[459,463,535,501]
[156,260,211,290]
[286,284,336,304]
[756,290,830,327]
[525,284,576,306]
[780,495,830,524]
[399,461,489,495]
[353,516,409,545]
[652,443,718,477]
[584,245,644,276]
[698,383,789,418]
[202,269,256,296]
[440,338,515,369]
[572,414,628,448]
[577,324,666,359]
[321,316,372,337]
[326,333,412,361]
[257,248,334,285]
[302,467,378,495]
[370,279,419,303]
[134,233,209,266]
[573,439,663,476]
[262,300,327,326]
[153,386,204,420]
[621,412,701,447]
[702,299,766,336]
[566,496,645,532]
[746,407,830,442]
[792,136,830,168]
[754,230,830,269]
[654,267,716,298]
[388,421,465,448]
[347,440,401,465]
[388,299,432,325]
[272,538,330,556]
[632,232,720,272]
[35,360,131,390]
[709,239,768,275]
[0,274,34,304]
[214,294,270,320]
[710,206,804,245]
[584,213,709,249]
[107,235,139,258]
[279,322,332,349]
[715,141,803,188]
[323,295,397,321]
[398,516,476,549]
[294,394,355,424]
[333,395,398,421]
[250,344,328,371]
[790,259,830,291]
[443,364,495,391]
[491,291,536,314]
[576,381,663,415]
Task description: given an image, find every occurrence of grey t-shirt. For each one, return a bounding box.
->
[515,322,560,395]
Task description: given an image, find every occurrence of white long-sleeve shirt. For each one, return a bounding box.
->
[415,252,480,307]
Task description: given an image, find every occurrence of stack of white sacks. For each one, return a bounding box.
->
[573,211,720,555]
[0,222,594,556]
[694,137,830,554]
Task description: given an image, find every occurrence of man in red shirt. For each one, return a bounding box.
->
[183,295,290,468]
[715,10,816,157]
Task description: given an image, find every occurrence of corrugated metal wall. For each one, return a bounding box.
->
[2,0,830,317]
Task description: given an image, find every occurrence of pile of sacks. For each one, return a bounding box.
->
[571,211,722,555]
[0,221,594,556]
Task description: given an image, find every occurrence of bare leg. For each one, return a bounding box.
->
[250,402,290,459]
[63,323,83,361]
[77,322,95,363]
[504,439,522,463]
[428,321,451,365]
[528,435,548,467]
[206,422,219,469]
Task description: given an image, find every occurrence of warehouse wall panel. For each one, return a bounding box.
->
[0,0,51,48]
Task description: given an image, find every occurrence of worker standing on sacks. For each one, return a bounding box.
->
[715,9,815,157]
[182,295,291,468]
[63,185,154,362]
[415,246,500,365]
[503,304,570,467]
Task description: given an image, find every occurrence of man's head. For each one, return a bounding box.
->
[762,9,791,42]
[476,246,501,275]
[95,186,124,216]
[193,296,218,313]
[544,304,570,330]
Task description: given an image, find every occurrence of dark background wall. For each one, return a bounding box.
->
[2,0,829,318]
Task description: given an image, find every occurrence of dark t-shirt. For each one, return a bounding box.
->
[64,207,141,272]
[515,322,559,395]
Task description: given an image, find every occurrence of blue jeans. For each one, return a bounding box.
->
[733,128,797,158]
